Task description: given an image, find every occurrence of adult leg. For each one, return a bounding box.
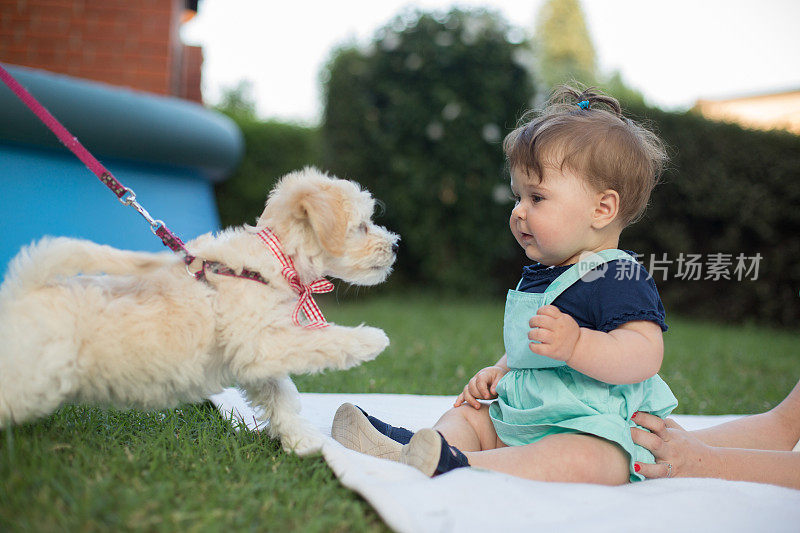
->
[464,433,630,485]
[691,379,800,451]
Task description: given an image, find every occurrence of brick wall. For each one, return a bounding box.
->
[0,0,202,101]
[179,44,202,102]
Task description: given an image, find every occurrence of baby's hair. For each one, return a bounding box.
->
[504,84,668,227]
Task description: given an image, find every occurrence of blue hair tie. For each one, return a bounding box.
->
[577,100,590,110]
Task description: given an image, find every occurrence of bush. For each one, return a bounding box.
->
[322,8,534,292]
[621,105,800,326]
[215,119,321,227]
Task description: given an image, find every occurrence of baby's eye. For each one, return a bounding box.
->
[531,195,544,203]
[511,194,521,204]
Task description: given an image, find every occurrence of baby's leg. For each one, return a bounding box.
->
[433,404,507,451]
[465,433,629,485]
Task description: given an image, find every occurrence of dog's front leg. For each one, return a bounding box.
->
[235,324,389,378]
[272,324,390,375]
[242,377,323,456]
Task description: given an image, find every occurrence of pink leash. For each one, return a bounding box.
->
[0,63,332,328]
[0,63,194,264]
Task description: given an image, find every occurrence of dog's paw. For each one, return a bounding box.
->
[356,326,390,358]
[280,425,324,456]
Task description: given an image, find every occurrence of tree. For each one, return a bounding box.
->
[531,1,646,108]
[533,0,597,91]
[214,80,257,121]
[322,9,534,291]
[599,70,647,108]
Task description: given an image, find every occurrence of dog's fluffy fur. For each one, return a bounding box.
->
[0,167,398,454]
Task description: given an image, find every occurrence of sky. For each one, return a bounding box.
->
[182,0,800,124]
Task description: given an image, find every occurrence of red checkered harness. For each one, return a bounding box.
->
[192,229,334,329]
[0,63,332,329]
[255,228,334,328]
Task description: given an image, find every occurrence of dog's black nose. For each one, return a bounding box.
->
[392,242,399,253]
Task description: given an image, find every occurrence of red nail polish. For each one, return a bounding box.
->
[634,463,641,472]
[631,411,638,419]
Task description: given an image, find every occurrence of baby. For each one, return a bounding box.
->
[332,85,677,484]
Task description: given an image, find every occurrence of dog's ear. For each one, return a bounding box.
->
[297,186,347,256]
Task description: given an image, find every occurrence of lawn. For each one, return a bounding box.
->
[2,293,799,531]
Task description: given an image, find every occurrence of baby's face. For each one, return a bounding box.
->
[509,165,606,266]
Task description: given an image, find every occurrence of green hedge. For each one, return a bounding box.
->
[322,8,534,291]
[214,119,321,228]
[620,106,800,326]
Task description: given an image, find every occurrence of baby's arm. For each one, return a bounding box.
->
[529,305,663,384]
[571,321,663,383]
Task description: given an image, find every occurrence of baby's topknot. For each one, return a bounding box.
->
[545,85,623,119]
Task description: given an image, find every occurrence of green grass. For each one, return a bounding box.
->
[2,293,799,531]
[0,405,379,532]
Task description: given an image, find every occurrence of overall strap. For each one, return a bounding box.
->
[542,249,638,306]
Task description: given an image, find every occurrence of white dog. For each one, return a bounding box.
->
[0,167,398,454]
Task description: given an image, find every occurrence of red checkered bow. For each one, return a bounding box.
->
[256,228,334,329]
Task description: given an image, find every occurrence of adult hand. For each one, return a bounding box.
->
[454,365,508,409]
[630,411,717,479]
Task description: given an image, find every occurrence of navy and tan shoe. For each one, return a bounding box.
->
[331,403,413,461]
[399,428,470,476]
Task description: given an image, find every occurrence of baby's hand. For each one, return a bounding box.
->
[454,366,508,409]
[528,305,581,363]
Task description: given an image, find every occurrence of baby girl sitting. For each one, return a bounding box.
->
[332,85,677,485]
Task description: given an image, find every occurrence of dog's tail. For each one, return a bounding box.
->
[0,237,175,296]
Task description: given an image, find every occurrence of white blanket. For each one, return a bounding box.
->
[210,389,800,533]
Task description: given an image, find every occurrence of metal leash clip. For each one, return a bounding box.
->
[118,187,164,234]
[118,188,136,205]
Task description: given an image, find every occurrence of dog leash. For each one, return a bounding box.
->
[0,63,332,329]
[0,63,195,265]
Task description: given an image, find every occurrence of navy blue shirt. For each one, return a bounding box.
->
[517,250,668,333]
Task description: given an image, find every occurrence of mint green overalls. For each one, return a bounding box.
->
[488,249,678,482]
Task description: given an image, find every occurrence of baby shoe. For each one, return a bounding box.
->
[399,428,470,476]
[331,403,413,461]
[355,404,414,444]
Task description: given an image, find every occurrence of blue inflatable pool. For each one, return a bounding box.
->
[0,64,243,271]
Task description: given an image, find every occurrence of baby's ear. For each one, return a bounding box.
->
[592,189,620,229]
[296,186,347,256]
